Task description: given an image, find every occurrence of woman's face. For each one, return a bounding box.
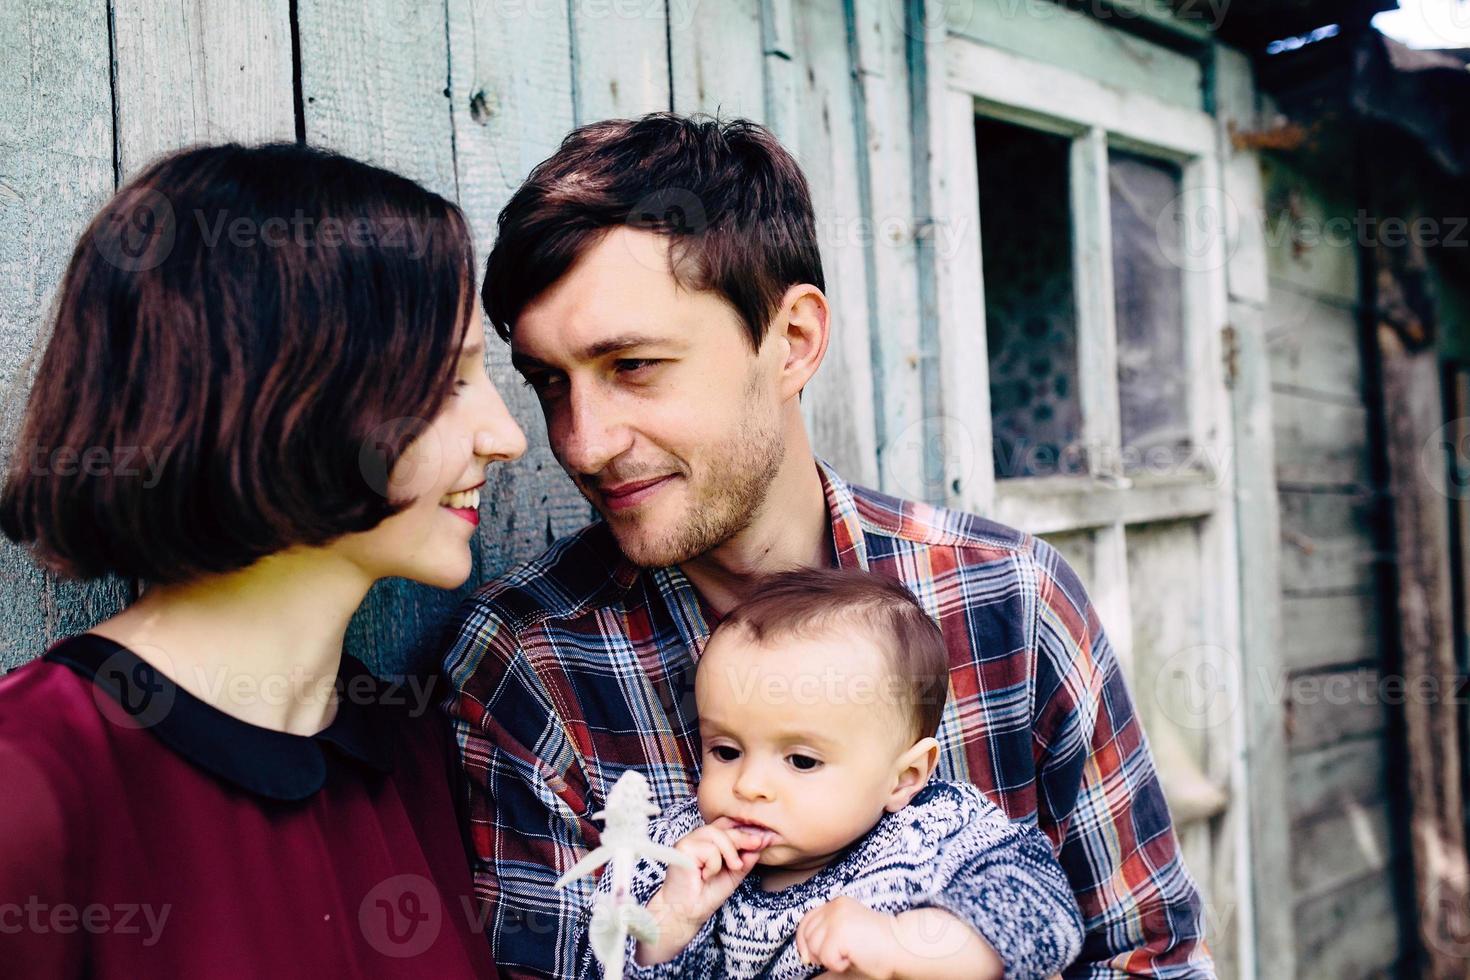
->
[335,313,528,589]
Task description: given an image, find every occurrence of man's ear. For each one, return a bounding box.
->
[885,736,941,813]
[769,283,830,402]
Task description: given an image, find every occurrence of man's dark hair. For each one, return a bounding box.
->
[483,112,825,350]
[0,142,477,583]
[711,568,951,741]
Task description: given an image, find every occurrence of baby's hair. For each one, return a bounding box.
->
[711,568,949,741]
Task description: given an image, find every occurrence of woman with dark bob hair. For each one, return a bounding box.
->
[0,143,524,977]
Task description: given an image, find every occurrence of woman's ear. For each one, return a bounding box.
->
[884,736,941,813]
[769,283,830,402]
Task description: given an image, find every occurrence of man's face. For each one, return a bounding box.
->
[511,227,786,568]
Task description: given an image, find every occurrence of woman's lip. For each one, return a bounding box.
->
[598,475,673,512]
[444,506,479,527]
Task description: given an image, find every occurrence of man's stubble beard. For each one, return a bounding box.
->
[615,379,786,569]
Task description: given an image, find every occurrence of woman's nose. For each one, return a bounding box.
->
[477,382,528,463]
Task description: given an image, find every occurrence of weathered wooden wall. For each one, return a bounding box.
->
[1259,147,1407,979]
[0,0,927,674]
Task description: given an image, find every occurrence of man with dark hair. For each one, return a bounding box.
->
[442,113,1214,978]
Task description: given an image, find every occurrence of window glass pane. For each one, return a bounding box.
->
[1110,150,1190,468]
[976,116,1083,480]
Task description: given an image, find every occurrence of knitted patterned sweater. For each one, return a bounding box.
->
[576,779,1084,980]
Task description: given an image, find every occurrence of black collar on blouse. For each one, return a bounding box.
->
[45,632,395,802]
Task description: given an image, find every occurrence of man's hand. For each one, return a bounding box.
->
[635,818,772,966]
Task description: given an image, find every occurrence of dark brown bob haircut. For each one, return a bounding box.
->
[483,112,825,350]
[711,568,951,741]
[0,142,477,584]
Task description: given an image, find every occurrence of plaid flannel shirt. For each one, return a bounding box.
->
[442,460,1214,978]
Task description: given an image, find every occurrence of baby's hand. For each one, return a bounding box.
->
[636,818,772,965]
[796,897,900,979]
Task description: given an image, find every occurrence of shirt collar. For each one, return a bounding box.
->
[45,632,394,802]
[815,457,870,571]
[635,458,872,628]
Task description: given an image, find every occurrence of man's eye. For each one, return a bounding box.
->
[520,372,562,392]
[710,745,740,762]
[787,754,822,772]
[616,358,658,375]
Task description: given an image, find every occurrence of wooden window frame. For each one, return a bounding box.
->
[932,36,1229,533]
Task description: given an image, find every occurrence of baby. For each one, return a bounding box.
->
[578,568,1083,980]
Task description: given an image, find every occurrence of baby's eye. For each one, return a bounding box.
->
[787,754,822,772]
[710,745,741,763]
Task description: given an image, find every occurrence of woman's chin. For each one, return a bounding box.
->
[395,544,474,590]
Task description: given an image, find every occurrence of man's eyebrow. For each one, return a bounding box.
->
[511,333,682,373]
[580,334,675,359]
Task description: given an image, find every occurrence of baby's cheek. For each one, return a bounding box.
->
[694,777,725,822]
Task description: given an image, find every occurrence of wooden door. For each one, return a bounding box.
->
[923,24,1249,978]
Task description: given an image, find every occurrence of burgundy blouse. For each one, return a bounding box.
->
[0,633,497,978]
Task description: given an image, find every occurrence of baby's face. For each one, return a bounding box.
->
[694,625,917,877]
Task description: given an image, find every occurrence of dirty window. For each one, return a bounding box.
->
[1110,150,1190,468]
[976,116,1083,480]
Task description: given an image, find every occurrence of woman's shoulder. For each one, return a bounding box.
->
[0,654,107,877]
[0,650,121,768]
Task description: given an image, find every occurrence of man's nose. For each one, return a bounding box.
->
[553,382,631,476]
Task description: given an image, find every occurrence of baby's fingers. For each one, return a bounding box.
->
[796,908,829,969]
[701,828,744,876]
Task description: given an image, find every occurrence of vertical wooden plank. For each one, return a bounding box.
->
[1185,143,1248,980]
[1092,522,1134,675]
[668,0,765,119]
[0,0,131,669]
[446,0,592,592]
[930,88,994,512]
[781,0,877,487]
[569,0,669,122]
[1379,335,1470,980]
[1181,155,1229,455]
[296,0,457,195]
[112,0,294,176]
[850,0,927,500]
[293,0,462,673]
[1215,40,1296,980]
[1070,126,1122,478]
[759,0,798,144]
